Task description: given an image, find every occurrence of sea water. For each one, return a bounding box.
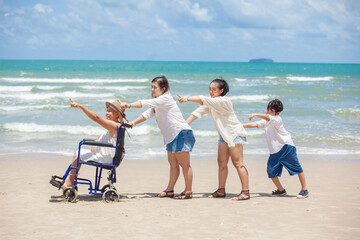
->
[0,60,359,161]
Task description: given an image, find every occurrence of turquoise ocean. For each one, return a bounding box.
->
[0,60,359,161]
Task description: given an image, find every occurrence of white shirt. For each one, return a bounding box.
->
[78,130,116,164]
[140,91,192,145]
[256,115,295,154]
[192,95,247,148]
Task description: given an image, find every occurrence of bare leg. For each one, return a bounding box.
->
[65,152,81,187]
[271,177,285,191]
[298,172,307,190]
[229,144,249,191]
[230,144,250,200]
[174,151,193,195]
[163,151,180,192]
[217,142,230,189]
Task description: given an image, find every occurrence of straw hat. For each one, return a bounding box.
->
[105,100,126,122]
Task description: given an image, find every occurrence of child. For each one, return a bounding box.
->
[243,99,309,199]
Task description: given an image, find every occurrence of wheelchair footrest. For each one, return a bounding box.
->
[50,178,63,189]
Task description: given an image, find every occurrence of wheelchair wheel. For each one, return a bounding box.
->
[102,189,119,202]
[101,184,117,193]
[63,187,78,203]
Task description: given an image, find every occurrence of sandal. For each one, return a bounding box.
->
[156,190,174,198]
[232,190,250,201]
[174,192,193,199]
[208,188,226,198]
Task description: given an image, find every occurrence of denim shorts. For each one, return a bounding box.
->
[267,144,303,178]
[166,130,196,153]
[218,135,248,145]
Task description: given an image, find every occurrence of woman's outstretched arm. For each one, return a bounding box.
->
[69,98,118,132]
[176,94,203,105]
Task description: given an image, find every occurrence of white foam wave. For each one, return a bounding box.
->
[330,108,360,116]
[297,147,360,155]
[82,86,147,91]
[193,130,218,137]
[234,78,247,82]
[127,124,159,136]
[36,86,62,90]
[229,95,270,102]
[1,77,149,83]
[286,76,333,81]
[3,123,104,136]
[0,86,62,92]
[265,76,277,79]
[246,129,264,136]
[0,86,32,92]
[245,147,360,155]
[0,91,113,100]
[0,104,67,112]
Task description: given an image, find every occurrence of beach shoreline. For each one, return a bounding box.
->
[1,154,359,240]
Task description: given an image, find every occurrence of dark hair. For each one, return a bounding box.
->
[211,78,229,96]
[152,76,170,93]
[267,99,283,113]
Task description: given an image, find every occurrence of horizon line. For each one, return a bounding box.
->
[0,58,359,64]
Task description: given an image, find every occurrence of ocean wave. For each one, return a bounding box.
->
[0,86,63,92]
[234,78,247,82]
[265,76,277,79]
[0,104,67,112]
[330,108,360,121]
[286,76,333,82]
[245,147,360,155]
[82,86,147,91]
[0,77,149,83]
[298,134,360,145]
[3,122,104,136]
[0,91,114,100]
[297,147,360,155]
[246,129,265,136]
[0,86,32,92]
[35,86,63,90]
[193,130,218,137]
[127,124,160,136]
[229,95,271,102]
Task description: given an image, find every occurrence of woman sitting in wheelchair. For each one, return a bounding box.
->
[63,98,126,188]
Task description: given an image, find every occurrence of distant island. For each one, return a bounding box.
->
[249,58,274,63]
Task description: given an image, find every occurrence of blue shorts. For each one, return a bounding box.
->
[166,130,195,153]
[219,135,247,145]
[267,144,303,178]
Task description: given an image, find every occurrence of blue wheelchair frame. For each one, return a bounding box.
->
[50,123,129,202]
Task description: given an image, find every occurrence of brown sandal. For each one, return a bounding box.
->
[208,188,226,198]
[232,190,250,201]
[157,190,174,198]
[174,192,193,199]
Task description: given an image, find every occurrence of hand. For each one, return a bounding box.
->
[176,94,188,103]
[120,102,130,109]
[69,98,81,108]
[246,114,255,121]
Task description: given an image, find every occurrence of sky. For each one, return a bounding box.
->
[0,0,359,63]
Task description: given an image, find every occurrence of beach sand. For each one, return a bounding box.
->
[0,154,359,240]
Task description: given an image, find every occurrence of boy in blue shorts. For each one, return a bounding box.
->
[243,99,309,199]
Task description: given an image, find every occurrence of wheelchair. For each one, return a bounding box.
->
[50,123,131,203]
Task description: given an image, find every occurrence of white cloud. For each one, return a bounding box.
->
[156,17,176,35]
[177,0,213,22]
[33,4,53,14]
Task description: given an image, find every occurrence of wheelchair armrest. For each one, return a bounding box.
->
[123,123,133,128]
[82,140,114,147]
[83,139,96,142]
